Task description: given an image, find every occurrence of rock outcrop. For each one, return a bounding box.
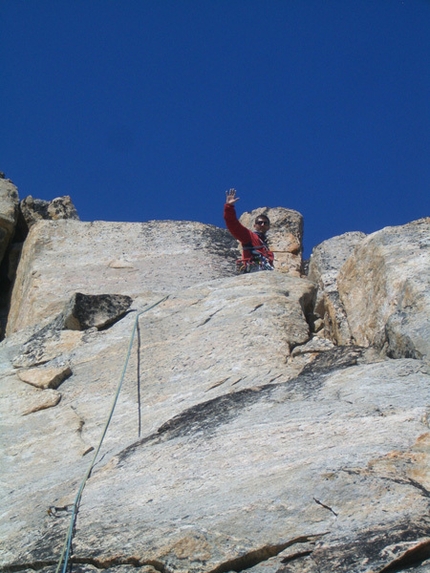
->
[1,176,430,573]
[338,218,430,363]
[20,194,79,229]
[307,231,366,344]
[0,180,81,339]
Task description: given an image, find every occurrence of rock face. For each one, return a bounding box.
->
[6,219,240,335]
[338,218,430,363]
[308,231,366,344]
[0,181,81,339]
[1,180,430,573]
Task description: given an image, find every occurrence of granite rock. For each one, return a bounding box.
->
[11,292,132,368]
[6,219,239,334]
[20,195,79,229]
[307,231,366,344]
[17,365,72,390]
[338,218,430,362]
[62,293,133,331]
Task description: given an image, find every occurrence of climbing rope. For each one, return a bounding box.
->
[54,295,169,573]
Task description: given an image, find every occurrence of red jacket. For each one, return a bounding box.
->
[223,203,274,265]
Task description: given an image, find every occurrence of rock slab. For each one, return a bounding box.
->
[17,365,72,389]
[6,219,239,334]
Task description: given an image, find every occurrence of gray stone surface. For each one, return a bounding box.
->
[74,356,430,573]
[2,319,429,573]
[307,231,366,344]
[62,293,133,330]
[338,218,430,362]
[6,219,239,334]
[1,272,318,570]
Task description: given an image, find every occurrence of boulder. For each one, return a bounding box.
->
[0,176,19,262]
[20,194,79,229]
[6,219,239,335]
[338,218,430,362]
[307,232,366,344]
[17,365,72,389]
[62,293,133,330]
[239,207,303,276]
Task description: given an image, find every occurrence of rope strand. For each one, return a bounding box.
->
[55,295,169,573]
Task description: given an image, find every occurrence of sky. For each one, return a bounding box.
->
[1,0,429,258]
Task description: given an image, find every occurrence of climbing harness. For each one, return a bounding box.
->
[54,295,169,573]
[236,255,274,273]
[236,241,274,274]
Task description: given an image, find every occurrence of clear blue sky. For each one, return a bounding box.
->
[1,1,429,257]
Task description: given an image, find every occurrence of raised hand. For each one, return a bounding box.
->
[225,188,240,204]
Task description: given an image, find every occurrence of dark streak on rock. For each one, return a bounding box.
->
[0,555,168,573]
[306,523,430,573]
[207,535,325,573]
[284,346,364,398]
[378,476,430,500]
[280,550,313,564]
[268,374,283,383]
[378,538,430,572]
[116,346,365,465]
[313,497,338,516]
[341,468,430,501]
[300,345,364,376]
[405,478,430,499]
[197,309,222,327]
[196,226,240,261]
[155,386,266,441]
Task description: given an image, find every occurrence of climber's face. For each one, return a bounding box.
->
[254,218,270,233]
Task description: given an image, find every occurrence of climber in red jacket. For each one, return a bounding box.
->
[224,188,274,273]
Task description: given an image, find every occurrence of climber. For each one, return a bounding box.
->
[224,188,274,273]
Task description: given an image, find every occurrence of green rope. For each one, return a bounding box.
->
[55,295,169,573]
